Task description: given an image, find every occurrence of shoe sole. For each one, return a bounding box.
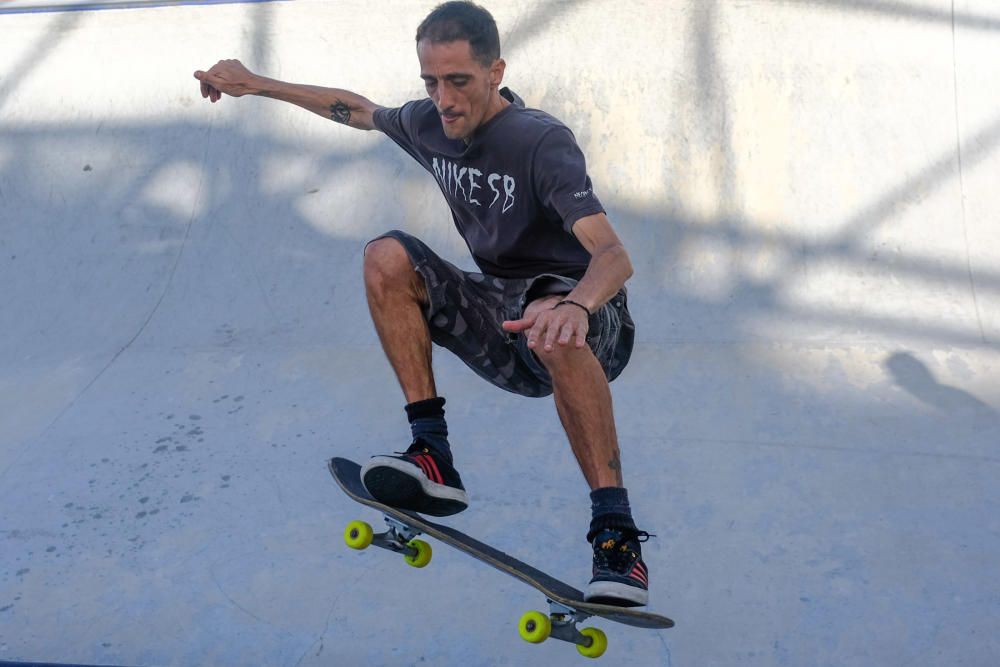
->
[361,457,469,517]
[584,580,649,607]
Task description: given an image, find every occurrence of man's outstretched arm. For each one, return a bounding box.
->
[193,59,382,131]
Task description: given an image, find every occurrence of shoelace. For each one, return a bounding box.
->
[594,530,653,573]
[394,441,432,458]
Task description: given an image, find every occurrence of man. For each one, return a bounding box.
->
[194,1,651,607]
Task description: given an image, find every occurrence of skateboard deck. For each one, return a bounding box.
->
[328,457,673,657]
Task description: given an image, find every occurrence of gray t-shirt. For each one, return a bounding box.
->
[373,88,604,280]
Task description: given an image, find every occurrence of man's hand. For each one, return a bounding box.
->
[193,59,260,102]
[502,295,590,352]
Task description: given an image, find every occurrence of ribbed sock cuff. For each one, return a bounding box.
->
[588,487,637,542]
[590,486,631,517]
[406,397,451,463]
[404,396,446,423]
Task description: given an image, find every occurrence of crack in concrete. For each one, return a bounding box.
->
[950,0,987,345]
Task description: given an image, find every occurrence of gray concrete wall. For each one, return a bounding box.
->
[1,1,998,665]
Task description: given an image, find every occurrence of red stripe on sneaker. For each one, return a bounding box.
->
[420,456,437,482]
[411,454,434,483]
[421,454,444,485]
[409,454,431,479]
[629,563,648,586]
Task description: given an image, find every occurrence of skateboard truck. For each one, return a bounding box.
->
[344,516,433,568]
[518,599,608,658]
[545,599,595,646]
[372,517,421,558]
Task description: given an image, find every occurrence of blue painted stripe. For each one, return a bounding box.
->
[0,0,288,16]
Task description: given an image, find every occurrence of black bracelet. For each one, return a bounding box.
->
[553,299,591,316]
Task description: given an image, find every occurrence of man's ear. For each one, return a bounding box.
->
[490,58,506,87]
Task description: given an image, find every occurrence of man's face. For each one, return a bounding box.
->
[417,39,505,141]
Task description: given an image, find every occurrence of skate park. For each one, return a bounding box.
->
[1,0,999,664]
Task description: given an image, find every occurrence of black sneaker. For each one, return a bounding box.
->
[360,440,469,517]
[584,528,651,607]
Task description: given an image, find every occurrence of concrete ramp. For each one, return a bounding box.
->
[2,1,999,665]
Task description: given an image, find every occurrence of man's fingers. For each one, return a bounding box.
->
[196,70,223,102]
[526,322,544,349]
[505,309,591,352]
[534,312,590,352]
[502,317,533,333]
[545,320,576,350]
[557,321,576,346]
[196,70,219,85]
[545,320,580,351]
[543,323,560,351]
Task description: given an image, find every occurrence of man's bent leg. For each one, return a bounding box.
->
[360,236,468,516]
[534,324,650,607]
[363,237,437,403]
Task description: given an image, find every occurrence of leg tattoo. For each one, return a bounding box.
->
[608,451,623,486]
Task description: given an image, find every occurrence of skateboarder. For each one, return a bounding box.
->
[194,1,651,607]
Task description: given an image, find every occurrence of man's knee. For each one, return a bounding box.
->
[534,342,593,374]
[364,237,410,283]
[364,236,408,269]
[363,237,426,300]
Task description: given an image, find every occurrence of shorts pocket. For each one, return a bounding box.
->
[590,292,630,369]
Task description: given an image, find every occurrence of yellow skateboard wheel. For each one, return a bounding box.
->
[344,520,373,550]
[404,538,432,568]
[577,627,608,659]
[518,610,552,644]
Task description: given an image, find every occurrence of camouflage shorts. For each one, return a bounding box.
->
[368,230,635,398]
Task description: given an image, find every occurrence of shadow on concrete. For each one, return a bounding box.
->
[813,0,1000,33]
[502,0,593,55]
[0,0,284,17]
[885,351,997,417]
[0,11,80,111]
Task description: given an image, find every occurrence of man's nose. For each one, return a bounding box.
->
[436,83,453,110]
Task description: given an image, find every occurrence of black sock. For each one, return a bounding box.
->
[405,397,452,463]
[588,486,637,541]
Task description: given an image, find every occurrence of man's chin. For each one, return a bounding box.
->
[441,119,468,140]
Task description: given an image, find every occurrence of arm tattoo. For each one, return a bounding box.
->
[330,100,351,125]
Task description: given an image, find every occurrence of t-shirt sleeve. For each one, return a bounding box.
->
[531,127,605,233]
[373,101,431,170]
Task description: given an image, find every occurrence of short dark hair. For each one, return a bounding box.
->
[416,1,501,68]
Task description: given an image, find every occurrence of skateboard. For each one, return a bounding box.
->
[328,457,674,659]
